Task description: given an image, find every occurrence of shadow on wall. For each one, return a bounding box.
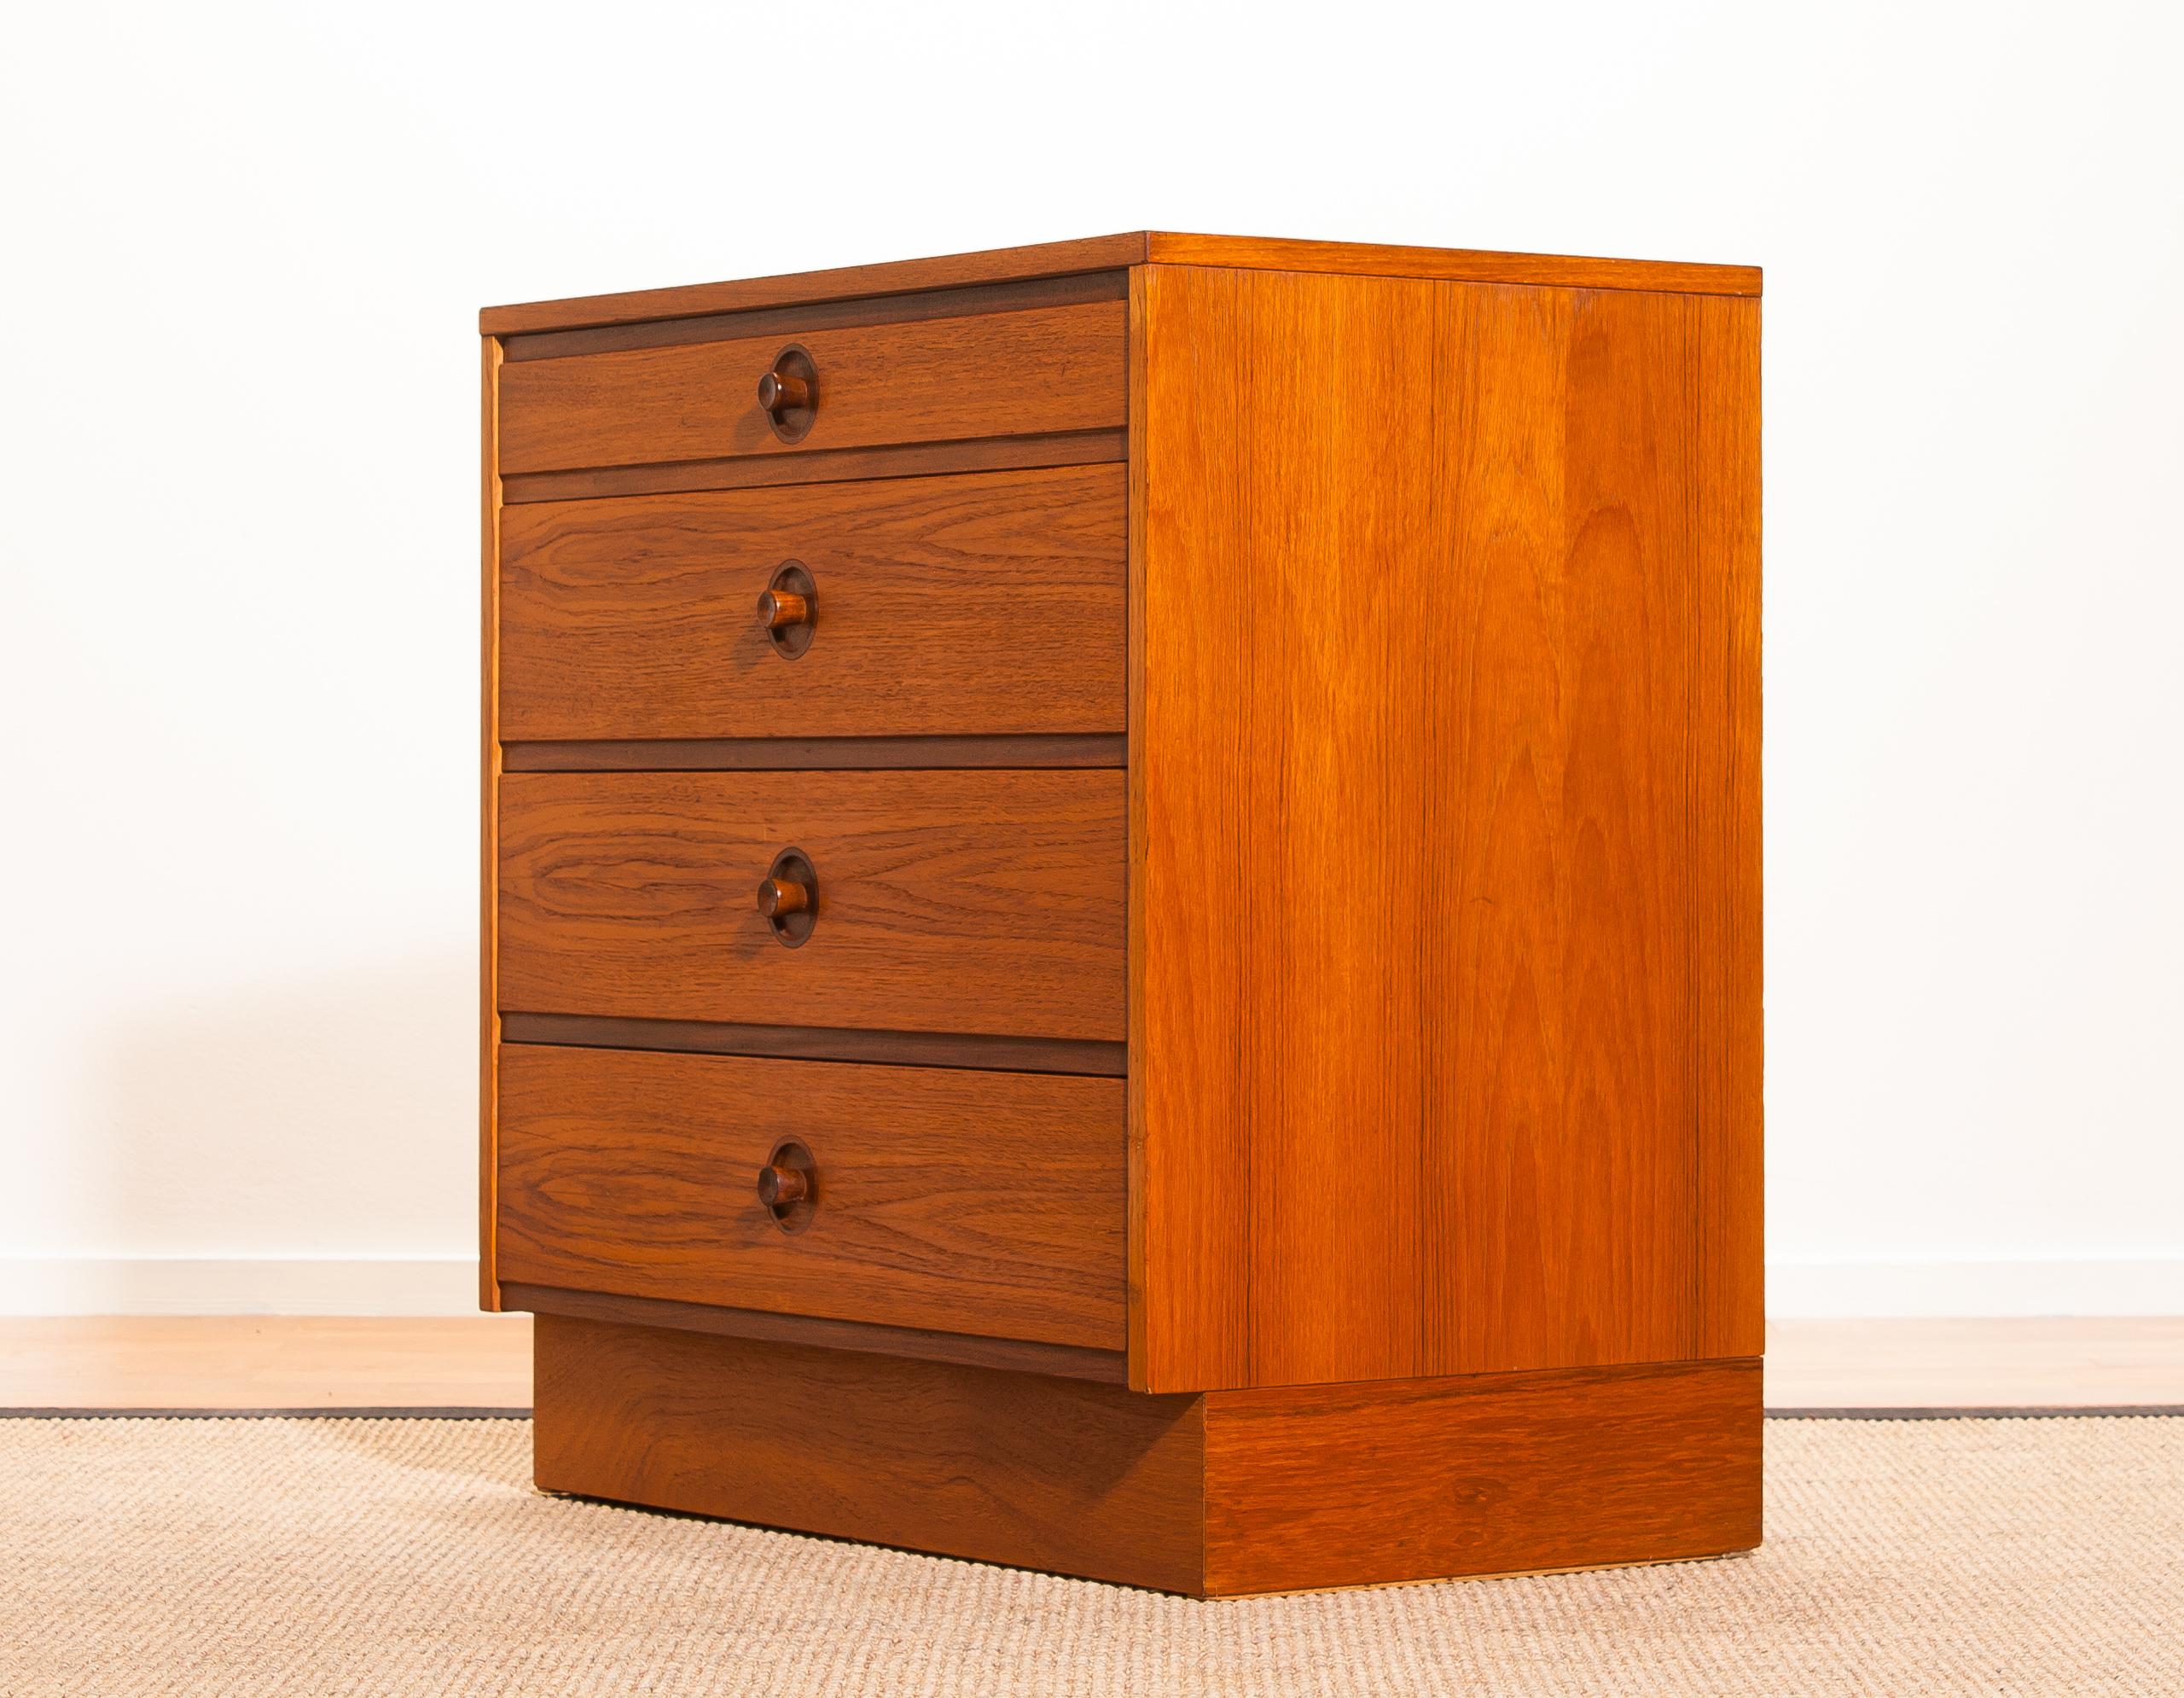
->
[78,951,476,1299]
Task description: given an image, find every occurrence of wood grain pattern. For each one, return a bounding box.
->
[531,1319,1755,1596]
[499,428,1125,507]
[482,234,1153,336]
[1693,295,1765,1358]
[1417,279,1699,1379]
[533,1315,1205,1593]
[1142,232,1760,299]
[497,302,1125,475]
[497,1045,1124,1348]
[1124,266,1154,1387]
[504,1284,1125,1382]
[479,333,503,1313]
[499,466,1124,742]
[498,769,1125,1042]
[479,232,1757,336]
[1199,1358,1762,1595]
[502,270,1128,362]
[1132,265,1758,1391]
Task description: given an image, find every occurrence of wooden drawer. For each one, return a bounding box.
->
[497,300,1125,475]
[497,1044,1124,1349]
[497,769,1125,1042]
[499,465,1125,742]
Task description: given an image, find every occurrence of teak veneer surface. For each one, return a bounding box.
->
[533,1316,1205,1594]
[483,236,1155,336]
[1690,296,1766,1358]
[502,270,1129,363]
[533,1317,1759,1596]
[481,233,1759,335]
[1130,265,1763,1392]
[480,334,504,1311]
[497,1046,1124,1349]
[497,769,1126,1043]
[1199,1357,1761,1595]
[499,465,1124,742]
[497,301,1124,475]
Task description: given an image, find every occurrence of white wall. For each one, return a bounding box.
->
[3,1,2178,1317]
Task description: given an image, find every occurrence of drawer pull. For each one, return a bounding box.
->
[758,1138,817,1231]
[758,345,818,443]
[757,847,818,947]
[756,369,809,412]
[757,877,809,917]
[757,561,817,659]
[756,1163,808,1206]
[758,590,809,630]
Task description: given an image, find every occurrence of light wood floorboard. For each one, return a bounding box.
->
[1,1316,2178,1410]
[0,1316,531,1409]
[1763,1317,2184,1409]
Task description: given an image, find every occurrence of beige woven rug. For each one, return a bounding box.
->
[3,1416,2178,1695]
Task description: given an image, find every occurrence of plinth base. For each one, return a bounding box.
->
[533,1314,1761,1596]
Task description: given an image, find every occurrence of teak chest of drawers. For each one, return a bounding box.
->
[479,232,1763,1596]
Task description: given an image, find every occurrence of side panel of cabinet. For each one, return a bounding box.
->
[1130,265,1762,1391]
[480,334,504,1311]
[1693,294,1764,1360]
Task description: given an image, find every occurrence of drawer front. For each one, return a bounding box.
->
[497,1044,1125,1348]
[497,769,1125,1042]
[497,301,1125,475]
[499,465,1125,742]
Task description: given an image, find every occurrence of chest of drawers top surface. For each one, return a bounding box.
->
[481,229,1762,1403]
[480,230,1760,335]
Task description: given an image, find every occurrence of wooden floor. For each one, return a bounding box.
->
[1763,1317,2184,1409]
[2,1316,2180,1410]
[0,1317,535,1410]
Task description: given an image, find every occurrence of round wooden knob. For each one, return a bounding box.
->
[759,562,817,657]
[758,368,810,414]
[757,346,817,442]
[756,1163,809,1208]
[756,876,810,919]
[758,847,817,945]
[758,587,810,631]
[758,1138,816,1230]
